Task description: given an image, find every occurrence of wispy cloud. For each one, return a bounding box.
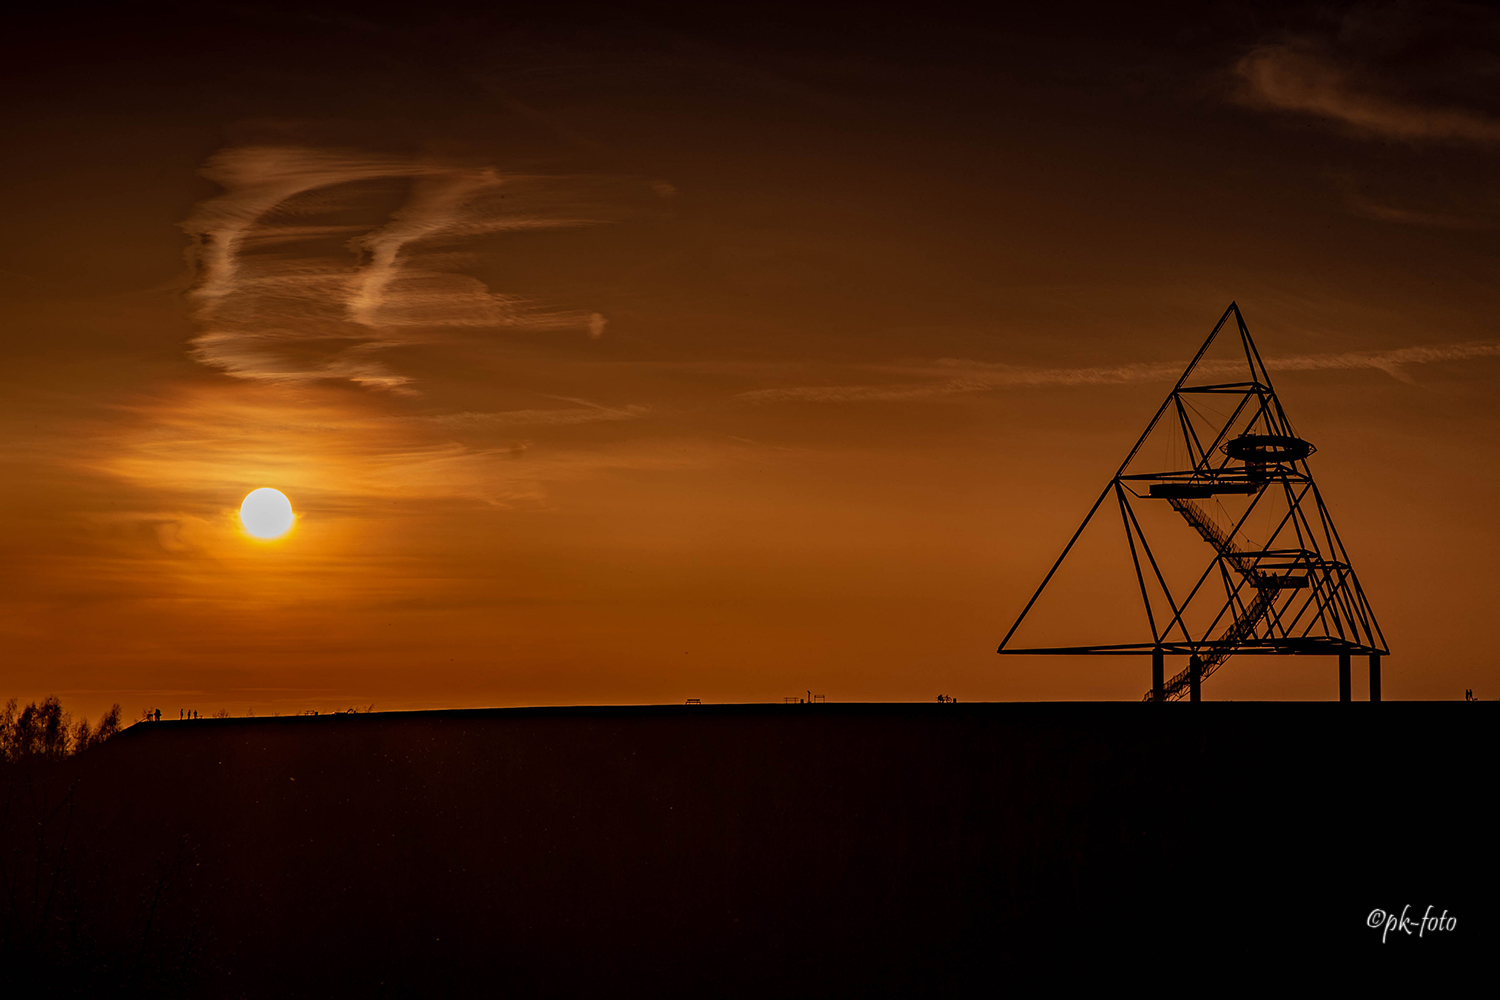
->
[77,384,693,530]
[415,403,650,429]
[91,384,542,509]
[181,145,615,391]
[1234,42,1500,143]
[736,341,1500,404]
[1336,183,1495,230]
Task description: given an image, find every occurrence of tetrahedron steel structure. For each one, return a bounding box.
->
[997,303,1387,700]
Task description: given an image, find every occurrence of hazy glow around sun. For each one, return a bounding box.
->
[240,487,295,539]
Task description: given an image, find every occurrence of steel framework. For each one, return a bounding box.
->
[996,303,1388,700]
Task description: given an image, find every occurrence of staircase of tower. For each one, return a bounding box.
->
[1149,498,1280,701]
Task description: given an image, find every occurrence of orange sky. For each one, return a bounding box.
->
[4,2,1499,717]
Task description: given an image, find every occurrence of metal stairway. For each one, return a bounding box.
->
[1154,498,1279,700]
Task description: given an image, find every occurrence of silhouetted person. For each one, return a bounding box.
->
[154,708,161,722]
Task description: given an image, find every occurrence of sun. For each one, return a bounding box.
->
[240,487,295,539]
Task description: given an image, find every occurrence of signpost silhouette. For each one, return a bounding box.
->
[997,303,1387,700]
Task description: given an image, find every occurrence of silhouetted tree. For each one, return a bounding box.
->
[74,704,121,752]
[0,698,122,762]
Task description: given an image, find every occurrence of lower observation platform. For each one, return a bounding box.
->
[997,637,1386,656]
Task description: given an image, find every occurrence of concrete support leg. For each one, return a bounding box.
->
[1369,653,1381,703]
[1339,652,1351,702]
[1152,649,1164,703]
[1189,655,1201,703]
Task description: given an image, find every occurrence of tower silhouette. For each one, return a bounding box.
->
[997,303,1387,701]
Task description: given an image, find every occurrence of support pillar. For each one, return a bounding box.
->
[1189,655,1201,703]
[1338,652,1351,702]
[1152,649,1164,703]
[1369,653,1381,703]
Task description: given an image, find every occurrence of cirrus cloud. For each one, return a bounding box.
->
[181,145,618,392]
[1234,41,1500,143]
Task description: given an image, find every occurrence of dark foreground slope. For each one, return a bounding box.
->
[2,703,1491,995]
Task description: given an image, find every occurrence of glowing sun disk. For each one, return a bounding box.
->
[240,487,295,539]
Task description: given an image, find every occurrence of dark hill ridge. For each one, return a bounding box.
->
[3,703,1491,995]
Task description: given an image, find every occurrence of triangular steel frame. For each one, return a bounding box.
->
[996,303,1388,700]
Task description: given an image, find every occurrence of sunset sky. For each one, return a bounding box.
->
[5,1,1499,717]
